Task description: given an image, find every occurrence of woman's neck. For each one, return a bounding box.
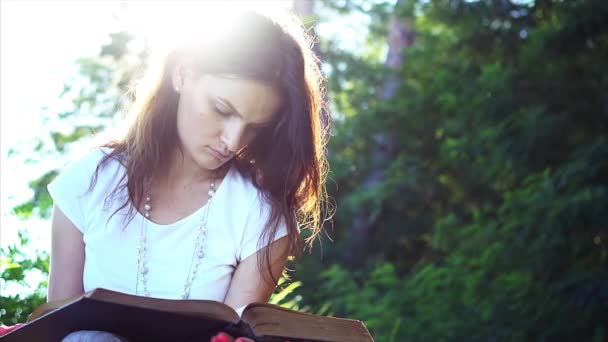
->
[155,149,220,189]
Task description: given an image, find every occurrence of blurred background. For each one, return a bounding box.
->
[1,0,607,340]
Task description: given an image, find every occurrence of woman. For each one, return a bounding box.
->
[46,10,329,342]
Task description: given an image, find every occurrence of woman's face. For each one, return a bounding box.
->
[173,72,281,171]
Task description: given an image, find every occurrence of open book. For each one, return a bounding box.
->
[2,288,374,342]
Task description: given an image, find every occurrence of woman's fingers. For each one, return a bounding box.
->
[211,332,233,342]
[210,332,256,342]
[0,324,24,337]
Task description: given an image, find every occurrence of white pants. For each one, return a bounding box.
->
[62,330,130,342]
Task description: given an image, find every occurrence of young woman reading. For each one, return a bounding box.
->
[43,10,329,342]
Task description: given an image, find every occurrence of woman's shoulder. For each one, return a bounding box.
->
[225,165,264,205]
[223,167,281,226]
[65,146,122,172]
[54,146,125,190]
[48,147,123,225]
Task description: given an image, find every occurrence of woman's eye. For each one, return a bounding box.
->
[214,105,230,116]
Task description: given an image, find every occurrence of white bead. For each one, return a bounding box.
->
[145,196,151,202]
[208,189,215,197]
[144,203,151,211]
[145,212,150,218]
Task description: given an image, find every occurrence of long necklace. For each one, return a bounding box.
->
[136,179,216,299]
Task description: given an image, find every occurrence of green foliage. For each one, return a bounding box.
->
[0,231,49,325]
[318,263,406,342]
[4,1,608,340]
[12,170,58,220]
[1,28,140,325]
[294,0,608,340]
[269,278,330,315]
[51,126,105,152]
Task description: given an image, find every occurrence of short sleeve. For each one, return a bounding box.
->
[238,195,289,262]
[47,149,106,233]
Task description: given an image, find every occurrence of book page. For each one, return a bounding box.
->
[236,305,247,318]
[243,305,374,342]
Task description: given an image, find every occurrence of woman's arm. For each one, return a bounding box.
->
[223,236,290,310]
[47,204,85,302]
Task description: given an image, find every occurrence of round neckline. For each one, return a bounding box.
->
[136,165,232,229]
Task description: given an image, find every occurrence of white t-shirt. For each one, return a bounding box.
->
[48,148,288,307]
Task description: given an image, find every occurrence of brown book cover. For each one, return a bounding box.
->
[1,288,374,342]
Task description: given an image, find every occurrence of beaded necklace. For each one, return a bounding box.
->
[136,179,216,299]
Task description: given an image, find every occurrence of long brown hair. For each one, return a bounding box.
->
[91,10,330,286]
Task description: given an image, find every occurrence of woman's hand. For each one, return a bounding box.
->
[210,332,254,342]
[0,323,24,336]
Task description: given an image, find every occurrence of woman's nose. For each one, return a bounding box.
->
[221,122,246,154]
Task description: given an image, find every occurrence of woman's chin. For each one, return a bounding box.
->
[198,155,229,172]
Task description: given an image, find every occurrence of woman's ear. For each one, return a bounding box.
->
[171,63,190,93]
[171,64,182,93]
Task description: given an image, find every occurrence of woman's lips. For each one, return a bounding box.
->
[207,146,230,161]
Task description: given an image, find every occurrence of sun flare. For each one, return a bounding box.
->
[119,1,293,58]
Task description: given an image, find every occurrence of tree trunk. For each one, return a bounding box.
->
[341,0,414,266]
